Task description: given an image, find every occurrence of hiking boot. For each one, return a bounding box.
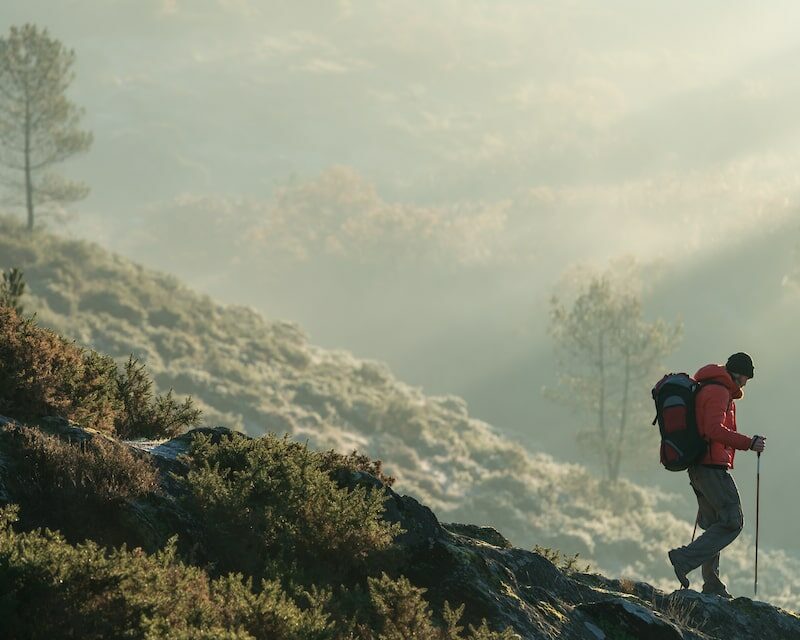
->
[702,585,733,599]
[668,549,690,589]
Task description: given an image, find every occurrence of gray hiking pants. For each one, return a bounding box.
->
[672,465,744,590]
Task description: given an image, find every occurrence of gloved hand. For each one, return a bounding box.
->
[750,435,766,453]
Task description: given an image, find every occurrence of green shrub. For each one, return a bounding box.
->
[115,355,201,439]
[0,267,25,314]
[0,421,163,554]
[0,308,201,438]
[2,424,158,506]
[347,574,517,640]
[318,448,396,487]
[0,506,333,640]
[532,544,590,574]
[0,306,119,431]
[175,433,402,585]
[0,506,513,640]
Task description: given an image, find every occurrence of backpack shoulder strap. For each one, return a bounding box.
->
[697,380,727,390]
[696,380,732,408]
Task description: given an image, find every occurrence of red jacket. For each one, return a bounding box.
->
[694,364,753,468]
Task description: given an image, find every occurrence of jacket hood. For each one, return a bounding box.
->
[694,364,743,399]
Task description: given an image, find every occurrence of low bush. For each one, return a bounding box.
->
[0,423,160,546]
[351,574,518,640]
[0,506,514,640]
[0,307,201,438]
[318,448,396,487]
[0,306,119,431]
[532,544,591,574]
[115,355,201,439]
[175,433,401,586]
[2,424,158,506]
[0,505,332,640]
[0,267,25,314]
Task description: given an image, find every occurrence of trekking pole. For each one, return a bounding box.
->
[755,451,761,597]
[691,510,699,543]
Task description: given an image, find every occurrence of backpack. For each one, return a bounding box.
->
[651,373,726,471]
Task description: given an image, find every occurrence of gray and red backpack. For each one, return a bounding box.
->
[651,373,725,471]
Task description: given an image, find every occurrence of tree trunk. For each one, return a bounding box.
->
[24,95,34,232]
[610,352,631,482]
[597,332,612,480]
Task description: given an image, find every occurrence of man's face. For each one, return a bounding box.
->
[733,373,751,388]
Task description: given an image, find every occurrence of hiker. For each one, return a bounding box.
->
[667,352,766,598]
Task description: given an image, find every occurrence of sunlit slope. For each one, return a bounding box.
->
[1,213,799,608]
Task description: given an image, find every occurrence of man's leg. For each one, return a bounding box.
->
[669,466,743,588]
[700,552,731,597]
[692,483,728,595]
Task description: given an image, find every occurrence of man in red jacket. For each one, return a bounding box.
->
[667,352,766,598]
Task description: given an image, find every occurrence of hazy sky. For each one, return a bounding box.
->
[4,1,800,255]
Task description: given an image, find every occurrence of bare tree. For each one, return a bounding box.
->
[0,24,92,231]
[547,261,683,481]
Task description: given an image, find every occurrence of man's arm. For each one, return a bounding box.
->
[697,386,753,450]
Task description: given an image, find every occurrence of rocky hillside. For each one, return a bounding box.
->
[1,414,799,640]
[1,214,799,609]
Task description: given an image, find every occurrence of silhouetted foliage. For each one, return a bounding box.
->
[115,355,201,439]
[318,448,396,487]
[0,267,25,314]
[350,574,518,640]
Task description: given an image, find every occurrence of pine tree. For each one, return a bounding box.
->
[0,24,92,231]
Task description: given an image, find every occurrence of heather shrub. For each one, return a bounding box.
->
[115,355,201,439]
[0,423,160,547]
[349,574,517,640]
[318,448,396,487]
[175,433,402,585]
[0,306,119,431]
[0,267,25,314]
[1,424,158,506]
[0,506,512,640]
[0,308,201,438]
[0,506,333,640]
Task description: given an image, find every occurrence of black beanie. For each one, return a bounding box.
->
[726,352,754,378]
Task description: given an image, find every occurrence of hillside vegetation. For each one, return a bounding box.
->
[0,423,511,639]
[1,214,799,609]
